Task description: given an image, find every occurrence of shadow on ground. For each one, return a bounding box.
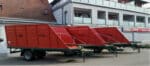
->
[0,51,140,65]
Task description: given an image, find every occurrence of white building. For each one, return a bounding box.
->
[51,0,150,43]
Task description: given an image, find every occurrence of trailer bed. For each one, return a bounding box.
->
[5,24,78,50]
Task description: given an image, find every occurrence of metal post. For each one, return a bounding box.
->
[79,45,86,63]
[81,46,86,63]
[132,32,135,42]
[138,47,141,53]
[82,51,85,63]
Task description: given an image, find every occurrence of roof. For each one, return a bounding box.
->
[51,0,61,6]
[0,17,56,24]
[129,0,149,3]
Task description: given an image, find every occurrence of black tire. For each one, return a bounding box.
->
[23,50,34,61]
[64,51,75,56]
[94,49,103,53]
[37,51,46,59]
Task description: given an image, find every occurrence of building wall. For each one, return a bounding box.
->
[118,27,150,43]
[53,3,73,25]
[52,1,150,43]
[123,32,150,43]
[123,32,133,41]
[53,9,63,24]
[72,3,149,26]
[63,3,73,25]
[71,3,150,43]
[0,0,55,22]
[134,33,150,42]
[68,3,150,43]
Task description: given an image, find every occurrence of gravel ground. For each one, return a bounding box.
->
[0,49,149,66]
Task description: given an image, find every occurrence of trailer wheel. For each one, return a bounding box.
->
[64,51,74,56]
[23,51,34,61]
[94,49,103,53]
[37,51,46,59]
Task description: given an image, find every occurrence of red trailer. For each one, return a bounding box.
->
[5,24,79,61]
[66,26,116,53]
[94,27,141,52]
[94,27,130,44]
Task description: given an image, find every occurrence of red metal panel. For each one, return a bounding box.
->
[37,24,51,48]
[26,25,38,48]
[94,27,130,44]
[6,24,78,50]
[50,26,77,49]
[67,26,106,46]
[49,30,57,48]
[5,26,17,47]
[15,25,27,48]
[52,27,75,44]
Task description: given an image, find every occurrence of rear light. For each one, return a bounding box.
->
[66,44,78,49]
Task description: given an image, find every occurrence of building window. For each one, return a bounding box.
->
[0,5,2,10]
[108,12,119,26]
[98,11,106,19]
[0,5,2,15]
[74,11,91,18]
[74,8,92,24]
[148,18,150,27]
[97,11,106,25]
[136,16,145,27]
[123,14,135,27]
[108,12,119,20]
[123,14,134,22]
[43,9,49,15]
[136,16,145,23]
[0,38,3,42]
[148,18,150,23]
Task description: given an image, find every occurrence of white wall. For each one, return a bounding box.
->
[53,9,63,24]
[63,3,73,25]
[52,2,150,44]
[123,32,150,44]
[123,32,133,41]
[0,25,9,56]
[53,3,73,25]
[134,33,150,43]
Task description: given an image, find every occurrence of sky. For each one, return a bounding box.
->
[48,0,53,3]
[48,0,150,8]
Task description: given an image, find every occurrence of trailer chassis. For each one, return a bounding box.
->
[112,41,142,53]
